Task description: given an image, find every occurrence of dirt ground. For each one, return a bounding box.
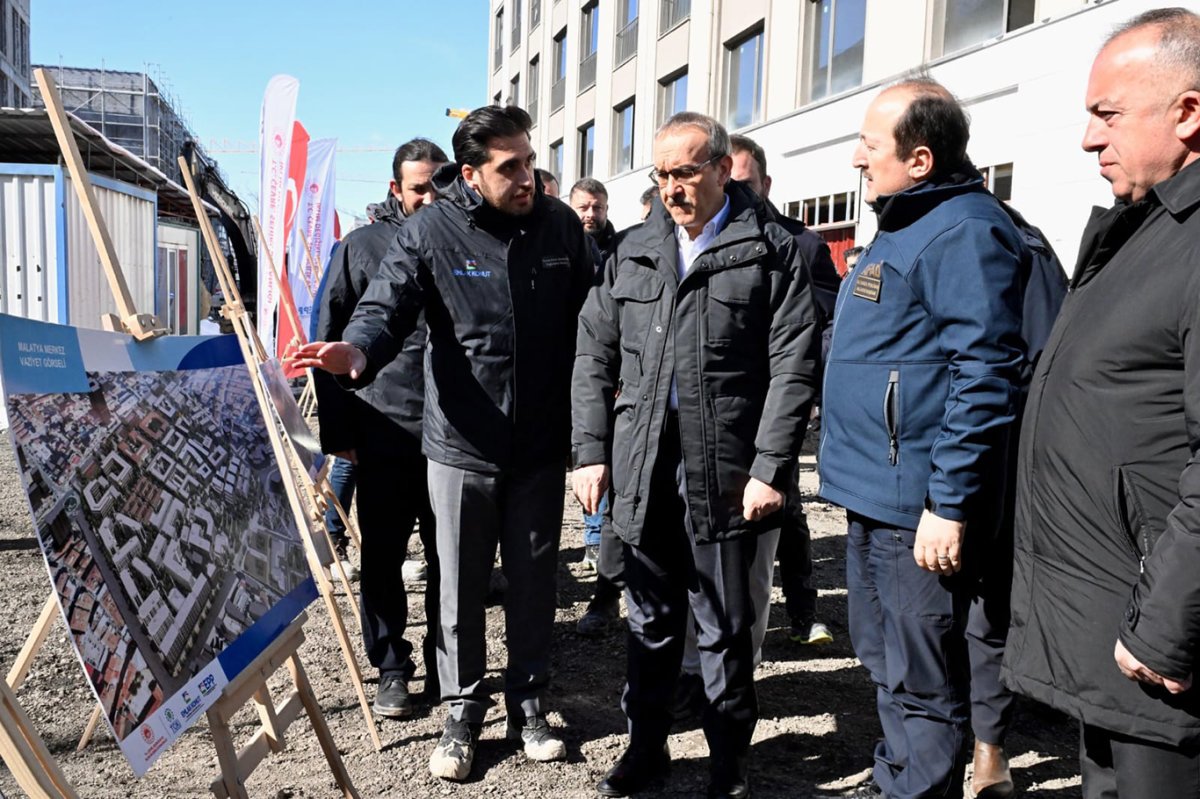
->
[0,437,1083,798]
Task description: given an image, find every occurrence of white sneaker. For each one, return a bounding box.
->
[429,718,479,780]
[402,559,427,582]
[506,715,566,762]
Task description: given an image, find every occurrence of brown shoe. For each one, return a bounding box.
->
[971,740,1014,798]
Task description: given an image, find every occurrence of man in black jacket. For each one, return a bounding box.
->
[572,112,819,799]
[296,106,594,782]
[1002,10,1200,797]
[729,133,836,649]
[313,138,448,719]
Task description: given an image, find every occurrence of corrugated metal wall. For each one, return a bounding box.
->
[63,175,156,329]
[0,170,60,323]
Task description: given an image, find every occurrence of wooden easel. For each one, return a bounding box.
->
[0,679,79,798]
[13,67,363,796]
[179,157,381,754]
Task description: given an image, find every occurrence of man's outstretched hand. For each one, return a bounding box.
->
[292,341,367,379]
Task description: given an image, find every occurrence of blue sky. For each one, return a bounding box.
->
[32,1,488,221]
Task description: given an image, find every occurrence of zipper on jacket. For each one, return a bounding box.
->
[884,370,900,466]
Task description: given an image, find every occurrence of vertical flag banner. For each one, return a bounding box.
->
[285,137,337,350]
[256,75,300,358]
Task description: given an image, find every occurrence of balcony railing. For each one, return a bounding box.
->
[531,0,541,29]
[493,46,503,70]
[551,77,566,112]
[511,18,522,51]
[615,18,638,66]
[578,52,597,92]
[660,0,690,32]
[528,95,539,123]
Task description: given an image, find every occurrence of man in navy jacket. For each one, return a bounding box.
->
[819,80,1027,799]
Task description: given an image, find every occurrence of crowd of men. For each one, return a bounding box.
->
[293,8,1200,798]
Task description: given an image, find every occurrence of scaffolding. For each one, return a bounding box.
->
[29,64,212,187]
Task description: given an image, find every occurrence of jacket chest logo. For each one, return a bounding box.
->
[453,257,492,279]
[852,262,883,303]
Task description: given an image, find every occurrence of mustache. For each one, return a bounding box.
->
[665,198,693,209]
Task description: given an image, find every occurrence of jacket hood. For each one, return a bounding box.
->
[431,161,549,237]
[365,193,407,227]
[872,164,986,232]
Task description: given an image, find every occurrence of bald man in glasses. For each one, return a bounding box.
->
[571,111,820,799]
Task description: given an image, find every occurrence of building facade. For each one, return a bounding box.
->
[489,0,1156,270]
[0,0,30,108]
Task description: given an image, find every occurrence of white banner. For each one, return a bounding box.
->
[256,74,300,356]
[286,137,337,339]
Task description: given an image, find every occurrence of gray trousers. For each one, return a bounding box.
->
[427,459,564,724]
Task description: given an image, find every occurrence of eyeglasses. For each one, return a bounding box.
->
[647,154,723,187]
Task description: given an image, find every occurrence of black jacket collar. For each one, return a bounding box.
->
[1149,157,1200,219]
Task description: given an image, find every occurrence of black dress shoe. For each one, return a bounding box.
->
[597,744,671,798]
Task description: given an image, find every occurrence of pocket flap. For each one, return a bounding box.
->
[611,269,665,303]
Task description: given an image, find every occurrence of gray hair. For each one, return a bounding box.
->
[1106,8,1200,92]
[654,112,731,159]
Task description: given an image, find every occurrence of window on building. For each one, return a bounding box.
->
[0,0,6,58]
[981,162,1014,201]
[494,90,503,106]
[580,2,599,91]
[509,74,520,107]
[551,29,568,111]
[512,0,523,52]
[528,56,541,121]
[723,27,764,130]
[616,0,639,66]
[661,0,691,31]
[494,7,505,70]
[938,0,1036,56]
[658,71,688,125]
[807,0,866,102]
[531,0,542,30]
[0,74,7,109]
[613,100,635,173]
[550,139,564,180]
[18,14,25,75]
[787,190,858,229]
[579,122,595,178]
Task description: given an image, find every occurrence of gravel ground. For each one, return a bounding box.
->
[0,436,1083,798]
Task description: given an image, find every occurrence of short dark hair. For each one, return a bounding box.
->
[536,168,559,186]
[640,186,657,206]
[452,105,533,168]
[570,177,608,201]
[392,138,449,184]
[889,78,970,178]
[729,134,768,180]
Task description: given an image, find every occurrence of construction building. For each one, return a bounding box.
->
[489,0,1157,271]
[0,0,30,109]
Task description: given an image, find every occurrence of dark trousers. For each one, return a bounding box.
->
[323,456,356,544]
[1081,722,1200,799]
[356,437,438,681]
[426,459,564,724]
[592,505,625,605]
[778,483,817,625]
[622,421,759,784]
[846,513,971,799]
[966,520,1015,746]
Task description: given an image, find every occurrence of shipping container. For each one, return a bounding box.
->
[0,162,158,329]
